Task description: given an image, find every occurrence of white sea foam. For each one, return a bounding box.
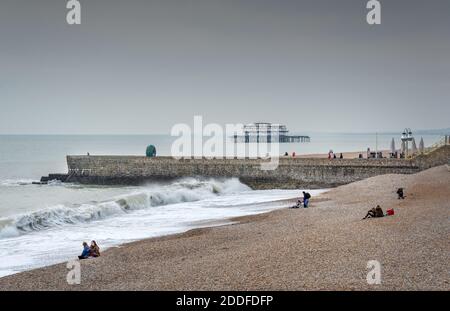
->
[0,178,249,238]
[0,176,325,278]
[0,179,36,187]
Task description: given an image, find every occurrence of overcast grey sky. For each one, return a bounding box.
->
[0,0,449,134]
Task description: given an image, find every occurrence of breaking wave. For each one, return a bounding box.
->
[0,178,249,239]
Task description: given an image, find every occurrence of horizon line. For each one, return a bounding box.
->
[1,128,449,136]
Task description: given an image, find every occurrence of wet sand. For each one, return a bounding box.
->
[0,166,449,290]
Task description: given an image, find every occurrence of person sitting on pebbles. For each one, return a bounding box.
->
[362,205,384,219]
[89,240,101,257]
[396,188,405,199]
[78,242,90,260]
[291,191,311,208]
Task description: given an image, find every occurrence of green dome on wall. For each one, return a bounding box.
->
[146,145,156,157]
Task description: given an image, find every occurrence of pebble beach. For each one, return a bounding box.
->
[0,165,449,290]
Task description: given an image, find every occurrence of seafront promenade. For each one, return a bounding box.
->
[40,144,450,189]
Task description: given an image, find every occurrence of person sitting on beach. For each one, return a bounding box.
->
[78,242,90,260]
[89,240,100,257]
[396,188,405,199]
[291,199,302,208]
[340,153,343,159]
[291,192,310,209]
[362,205,384,219]
[303,191,311,208]
[375,206,384,217]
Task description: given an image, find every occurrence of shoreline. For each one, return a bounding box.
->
[0,166,449,290]
[0,209,294,280]
[0,197,306,278]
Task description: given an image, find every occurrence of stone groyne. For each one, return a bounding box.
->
[43,145,450,189]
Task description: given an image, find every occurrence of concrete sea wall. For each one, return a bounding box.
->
[61,145,450,189]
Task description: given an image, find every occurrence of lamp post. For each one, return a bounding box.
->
[375,132,378,158]
[401,128,413,158]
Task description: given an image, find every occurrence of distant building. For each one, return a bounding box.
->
[233,122,310,143]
